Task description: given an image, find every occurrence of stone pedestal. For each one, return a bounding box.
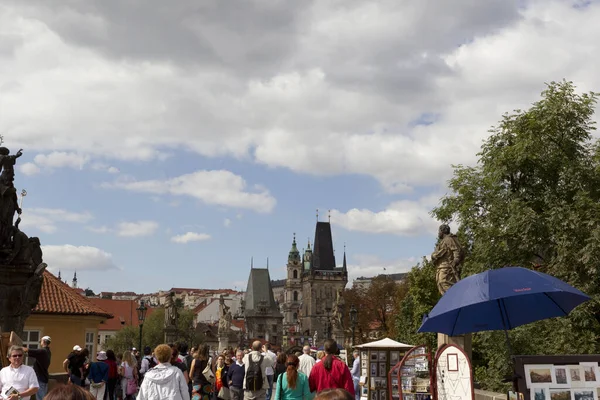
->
[218,334,229,353]
[0,264,43,337]
[437,333,472,360]
[164,325,178,344]
[333,330,345,347]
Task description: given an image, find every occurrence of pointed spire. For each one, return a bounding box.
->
[316,209,319,222]
[267,257,269,269]
[328,209,331,223]
[58,270,62,280]
[72,271,78,289]
[343,243,347,271]
[251,257,254,269]
[289,233,300,262]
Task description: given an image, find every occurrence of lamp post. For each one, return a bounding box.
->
[136,300,148,353]
[349,305,358,347]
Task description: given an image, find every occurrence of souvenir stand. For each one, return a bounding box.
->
[355,338,414,400]
[393,344,433,400]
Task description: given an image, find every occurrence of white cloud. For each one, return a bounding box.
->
[42,244,118,271]
[330,195,440,236]
[116,220,159,237]
[224,218,232,227]
[33,151,89,170]
[171,232,211,244]
[344,254,419,286]
[19,208,93,234]
[104,170,276,213]
[86,226,111,234]
[20,162,40,176]
[107,166,119,174]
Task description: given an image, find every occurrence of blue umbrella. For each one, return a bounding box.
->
[418,267,590,336]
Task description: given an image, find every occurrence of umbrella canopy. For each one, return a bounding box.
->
[354,338,413,349]
[418,267,590,336]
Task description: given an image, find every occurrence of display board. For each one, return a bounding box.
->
[515,355,600,400]
[361,348,406,400]
[394,345,433,400]
[434,344,474,400]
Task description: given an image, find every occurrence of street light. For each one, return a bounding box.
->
[349,305,358,347]
[136,300,148,352]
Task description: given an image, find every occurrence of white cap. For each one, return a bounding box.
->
[41,336,51,343]
[73,345,82,351]
[132,347,137,351]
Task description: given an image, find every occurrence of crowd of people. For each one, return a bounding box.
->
[0,337,359,400]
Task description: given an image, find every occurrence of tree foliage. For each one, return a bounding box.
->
[424,81,600,390]
[106,308,202,354]
[344,275,406,343]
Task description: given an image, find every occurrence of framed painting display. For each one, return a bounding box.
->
[572,389,595,400]
[525,365,554,387]
[379,363,387,377]
[580,363,598,385]
[447,353,459,372]
[394,345,432,400]
[371,362,378,377]
[371,352,379,362]
[549,389,571,400]
[391,352,400,364]
[379,351,387,362]
[531,387,548,400]
[551,366,570,388]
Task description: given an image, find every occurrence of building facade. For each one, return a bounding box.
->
[282,221,348,341]
[243,268,284,345]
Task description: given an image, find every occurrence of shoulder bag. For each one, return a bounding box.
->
[203,357,216,384]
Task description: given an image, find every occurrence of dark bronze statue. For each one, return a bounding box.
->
[431,224,464,295]
[0,146,45,337]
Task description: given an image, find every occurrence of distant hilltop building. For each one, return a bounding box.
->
[352,272,407,289]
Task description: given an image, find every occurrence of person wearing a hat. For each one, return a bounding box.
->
[63,345,85,386]
[87,352,109,399]
[23,335,51,399]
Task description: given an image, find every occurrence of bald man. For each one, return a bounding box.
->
[298,345,315,378]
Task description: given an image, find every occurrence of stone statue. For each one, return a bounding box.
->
[218,295,232,335]
[164,292,178,327]
[331,289,345,330]
[431,224,464,295]
[313,330,318,344]
[0,147,23,250]
[9,218,31,265]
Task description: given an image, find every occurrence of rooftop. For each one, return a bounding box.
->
[88,298,156,331]
[34,271,113,319]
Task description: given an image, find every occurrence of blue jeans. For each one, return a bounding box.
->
[70,374,83,386]
[37,381,48,399]
[353,379,360,400]
[265,375,273,400]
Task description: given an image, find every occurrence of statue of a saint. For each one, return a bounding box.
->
[164,292,178,327]
[313,330,318,344]
[431,224,464,295]
[331,289,345,330]
[218,295,232,335]
[0,147,23,249]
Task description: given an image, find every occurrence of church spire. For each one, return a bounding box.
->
[288,233,300,263]
[72,271,78,289]
[343,243,347,271]
[58,270,61,280]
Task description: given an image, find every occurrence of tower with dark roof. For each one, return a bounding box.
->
[281,220,348,341]
[243,264,284,345]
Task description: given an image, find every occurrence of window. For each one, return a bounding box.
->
[23,330,40,367]
[85,331,95,356]
[272,325,277,333]
[293,312,298,321]
[293,270,298,279]
[293,291,298,301]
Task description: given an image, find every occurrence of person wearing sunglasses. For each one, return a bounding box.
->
[0,345,39,400]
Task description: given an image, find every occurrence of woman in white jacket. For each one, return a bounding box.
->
[137,344,190,400]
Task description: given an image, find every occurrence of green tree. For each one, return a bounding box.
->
[429,81,600,390]
[106,308,203,354]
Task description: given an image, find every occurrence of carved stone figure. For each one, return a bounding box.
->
[164,292,178,327]
[218,309,232,335]
[313,330,318,344]
[0,147,23,249]
[331,289,345,330]
[9,220,31,265]
[431,224,464,295]
[29,237,43,267]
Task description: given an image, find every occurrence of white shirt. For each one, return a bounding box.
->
[0,365,39,400]
[298,354,316,378]
[243,351,274,390]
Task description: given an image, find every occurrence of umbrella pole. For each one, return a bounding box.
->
[499,300,518,393]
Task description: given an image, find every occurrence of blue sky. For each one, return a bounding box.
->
[2,0,600,293]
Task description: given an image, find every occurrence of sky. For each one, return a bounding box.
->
[2,0,600,293]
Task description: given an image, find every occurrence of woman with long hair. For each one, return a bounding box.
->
[274,354,312,400]
[104,350,119,400]
[274,352,287,385]
[46,384,95,400]
[119,350,139,400]
[308,340,354,396]
[189,344,213,400]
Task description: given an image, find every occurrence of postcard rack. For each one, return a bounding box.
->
[393,345,433,400]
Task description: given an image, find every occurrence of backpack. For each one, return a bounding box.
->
[147,356,157,370]
[245,355,264,391]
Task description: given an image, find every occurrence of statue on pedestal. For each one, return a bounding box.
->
[331,289,345,331]
[164,292,178,327]
[0,146,46,337]
[218,295,232,335]
[431,224,464,295]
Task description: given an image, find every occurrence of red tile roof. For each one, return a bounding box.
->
[33,271,113,318]
[89,298,156,331]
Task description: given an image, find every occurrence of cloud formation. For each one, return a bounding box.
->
[171,232,211,244]
[116,220,159,237]
[104,170,276,213]
[42,244,118,271]
[20,208,93,234]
